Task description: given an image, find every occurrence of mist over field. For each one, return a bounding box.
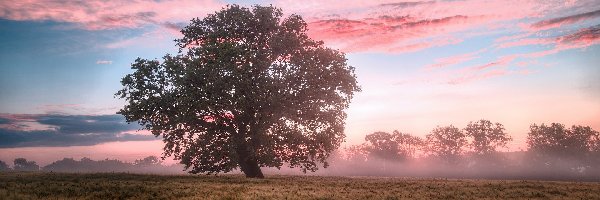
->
[3,147,599,181]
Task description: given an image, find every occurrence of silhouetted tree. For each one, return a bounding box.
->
[0,160,10,171]
[527,123,596,157]
[13,158,39,171]
[134,156,163,166]
[361,131,424,161]
[364,131,402,160]
[343,144,369,162]
[425,125,467,163]
[464,120,512,155]
[392,130,424,159]
[527,123,599,169]
[116,5,360,178]
[43,158,85,172]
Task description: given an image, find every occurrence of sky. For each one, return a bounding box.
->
[0,0,599,166]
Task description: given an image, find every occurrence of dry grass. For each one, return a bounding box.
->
[1,172,599,199]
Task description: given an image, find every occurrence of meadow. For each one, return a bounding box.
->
[1,172,599,199]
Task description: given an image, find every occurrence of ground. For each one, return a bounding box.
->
[1,172,599,199]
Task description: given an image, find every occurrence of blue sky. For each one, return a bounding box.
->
[0,0,599,164]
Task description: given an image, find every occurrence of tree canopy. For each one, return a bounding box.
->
[424,125,467,163]
[13,158,39,171]
[464,119,512,155]
[527,123,599,158]
[362,130,423,161]
[116,5,360,178]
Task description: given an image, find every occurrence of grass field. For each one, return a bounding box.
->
[1,172,599,199]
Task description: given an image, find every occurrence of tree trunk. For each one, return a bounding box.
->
[235,141,264,178]
[240,156,264,178]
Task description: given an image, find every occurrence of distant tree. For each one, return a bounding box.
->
[464,120,512,155]
[343,144,369,162]
[116,5,360,178]
[527,123,599,169]
[134,156,163,166]
[527,123,597,157]
[424,125,467,163]
[364,131,401,160]
[361,130,423,161]
[13,158,39,171]
[0,160,10,171]
[43,158,81,172]
[392,130,424,159]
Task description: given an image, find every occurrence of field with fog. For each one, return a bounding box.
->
[1,172,599,200]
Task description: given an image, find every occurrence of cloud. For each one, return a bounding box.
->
[530,9,600,30]
[379,1,436,8]
[425,49,486,70]
[557,24,600,47]
[96,60,112,65]
[514,24,600,58]
[289,0,573,53]
[0,114,155,148]
[0,0,223,30]
[306,15,483,53]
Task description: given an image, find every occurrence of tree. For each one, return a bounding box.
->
[392,130,424,159]
[527,123,598,159]
[13,158,39,171]
[116,5,360,178]
[424,125,467,163]
[134,156,163,166]
[360,131,424,161]
[464,119,512,155]
[364,131,401,160]
[0,160,10,171]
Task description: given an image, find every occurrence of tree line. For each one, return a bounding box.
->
[338,120,600,179]
[0,156,185,174]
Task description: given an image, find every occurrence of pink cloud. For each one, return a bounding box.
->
[472,55,517,71]
[280,0,573,53]
[530,9,600,30]
[425,49,487,70]
[0,0,223,30]
[306,15,487,53]
[496,38,554,48]
[517,25,600,58]
[447,69,510,85]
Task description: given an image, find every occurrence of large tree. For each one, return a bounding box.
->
[116,5,360,178]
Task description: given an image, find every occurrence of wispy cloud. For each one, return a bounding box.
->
[530,9,600,30]
[0,0,222,30]
[278,0,581,53]
[96,60,112,65]
[425,49,486,70]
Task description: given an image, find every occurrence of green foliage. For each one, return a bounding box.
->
[116,5,360,177]
[1,173,598,199]
[464,119,512,155]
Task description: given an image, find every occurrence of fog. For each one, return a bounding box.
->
[1,151,599,181]
[2,122,598,181]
